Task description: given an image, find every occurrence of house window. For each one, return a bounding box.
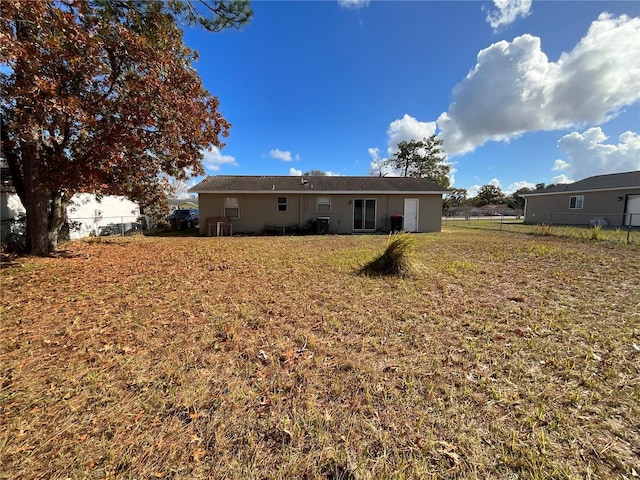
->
[569,195,584,209]
[277,197,287,212]
[316,196,331,213]
[224,197,239,218]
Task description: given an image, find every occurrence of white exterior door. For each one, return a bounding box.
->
[626,195,640,226]
[403,198,419,232]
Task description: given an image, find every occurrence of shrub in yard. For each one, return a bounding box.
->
[360,232,416,277]
[533,224,553,236]
[589,224,602,241]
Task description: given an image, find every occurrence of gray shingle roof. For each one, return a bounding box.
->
[189,175,448,194]
[525,171,640,195]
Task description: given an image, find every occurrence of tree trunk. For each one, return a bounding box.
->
[14,138,69,255]
[48,192,68,251]
[10,13,60,256]
[21,140,52,255]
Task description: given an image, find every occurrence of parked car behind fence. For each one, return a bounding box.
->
[168,209,199,229]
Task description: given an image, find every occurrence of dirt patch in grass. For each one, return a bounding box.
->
[1,230,639,479]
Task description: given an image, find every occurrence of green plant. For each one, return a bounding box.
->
[589,224,602,241]
[533,224,553,236]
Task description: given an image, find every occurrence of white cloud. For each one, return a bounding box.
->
[554,127,640,180]
[289,167,302,176]
[368,147,381,162]
[202,147,238,172]
[369,114,452,178]
[367,147,393,176]
[386,114,437,156]
[437,14,640,155]
[485,0,532,31]
[448,165,458,187]
[337,0,369,10]
[505,180,536,194]
[551,174,573,184]
[552,159,570,171]
[466,178,536,196]
[270,149,299,162]
[467,184,481,197]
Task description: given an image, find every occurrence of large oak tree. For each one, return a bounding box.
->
[473,184,506,206]
[1,0,251,255]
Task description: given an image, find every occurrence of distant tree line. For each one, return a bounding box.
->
[443,183,547,216]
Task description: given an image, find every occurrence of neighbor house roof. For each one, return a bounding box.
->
[189,175,448,195]
[168,198,199,208]
[523,171,640,196]
[478,204,515,210]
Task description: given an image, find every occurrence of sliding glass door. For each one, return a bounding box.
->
[353,198,376,230]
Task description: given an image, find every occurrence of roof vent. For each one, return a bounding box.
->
[301,178,308,185]
[272,185,275,190]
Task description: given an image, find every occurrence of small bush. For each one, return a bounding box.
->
[360,232,415,277]
[589,224,602,241]
[533,224,553,236]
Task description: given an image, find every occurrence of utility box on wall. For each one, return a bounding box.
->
[317,217,330,234]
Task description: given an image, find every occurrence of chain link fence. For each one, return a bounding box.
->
[1,215,146,252]
[443,212,639,245]
[1,215,26,251]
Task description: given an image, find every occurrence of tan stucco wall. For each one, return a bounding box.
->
[198,193,443,235]
[524,189,640,226]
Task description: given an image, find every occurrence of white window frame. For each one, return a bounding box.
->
[316,196,331,213]
[224,197,240,218]
[569,195,584,209]
[277,196,287,212]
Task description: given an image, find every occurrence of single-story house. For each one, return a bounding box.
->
[66,193,142,237]
[477,204,517,216]
[444,204,516,217]
[523,171,640,227]
[168,197,199,211]
[189,175,448,235]
[1,190,142,240]
[2,160,144,239]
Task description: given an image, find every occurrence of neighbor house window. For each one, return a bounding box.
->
[316,197,331,213]
[569,195,584,209]
[277,197,287,212]
[224,197,239,218]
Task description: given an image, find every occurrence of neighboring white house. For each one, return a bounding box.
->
[66,193,141,238]
[1,191,141,240]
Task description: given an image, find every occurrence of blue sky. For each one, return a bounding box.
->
[183,0,640,196]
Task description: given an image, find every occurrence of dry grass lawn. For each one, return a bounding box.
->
[1,229,639,479]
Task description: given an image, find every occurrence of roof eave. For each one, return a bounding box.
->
[522,185,640,197]
[191,189,446,195]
